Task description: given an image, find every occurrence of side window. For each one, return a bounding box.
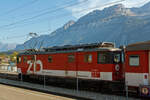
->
[97,52,112,64]
[17,56,21,63]
[84,54,92,63]
[48,56,52,63]
[23,56,27,63]
[68,54,75,63]
[129,55,139,66]
[98,53,106,63]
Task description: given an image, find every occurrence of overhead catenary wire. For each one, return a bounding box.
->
[13,0,77,18]
[1,0,126,31]
[0,0,89,29]
[2,0,126,41]
[0,0,86,40]
[5,30,50,40]
[0,0,76,21]
[0,0,39,16]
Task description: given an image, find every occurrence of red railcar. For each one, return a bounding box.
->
[125,41,150,97]
[17,42,124,89]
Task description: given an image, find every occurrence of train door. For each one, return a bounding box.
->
[91,52,100,78]
[65,53,77,77]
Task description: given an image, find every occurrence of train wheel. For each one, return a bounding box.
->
[100,82,111,93]
[18,73,21,80]
[18,73,24,81]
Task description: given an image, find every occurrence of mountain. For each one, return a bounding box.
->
[131,2,150,15]
[16,2,150,50]
[0,42,17,51]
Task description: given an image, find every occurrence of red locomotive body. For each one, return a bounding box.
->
[16,41,150,96]
[17,42,123,88]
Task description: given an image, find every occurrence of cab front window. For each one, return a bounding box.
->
[114,53,121,63]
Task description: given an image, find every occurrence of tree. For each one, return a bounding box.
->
[10,52,18,63]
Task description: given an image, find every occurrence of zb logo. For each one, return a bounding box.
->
[27,55,43,74]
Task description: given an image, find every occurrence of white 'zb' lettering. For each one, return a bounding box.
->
[27,55,43,74]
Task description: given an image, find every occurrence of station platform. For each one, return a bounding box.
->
[0,78,140,100]
[0,84,75,100]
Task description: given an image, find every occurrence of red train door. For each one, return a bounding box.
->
[91,52,100,78]
[65,53,77,77]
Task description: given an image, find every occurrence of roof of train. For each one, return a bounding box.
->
[126,40,150,51]
[18,48,121,56]
[18,42,121,56]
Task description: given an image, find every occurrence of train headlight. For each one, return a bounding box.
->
[115,64,120,71]
[141,87,149,95]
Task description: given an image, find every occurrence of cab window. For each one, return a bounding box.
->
[113,53,121,63]
[68,54,75,63]
[129,55,139,66]
[48,56,52,63]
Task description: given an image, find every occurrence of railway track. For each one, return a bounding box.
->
[0,72,149,100]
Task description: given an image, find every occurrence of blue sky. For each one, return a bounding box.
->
[0,0,149,44]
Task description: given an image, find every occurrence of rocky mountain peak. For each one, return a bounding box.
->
[130,1,150,15]
[140,1,150,14]
[16,2,150,50]
[77,4,135,24]
[103,4,135,16]
[63,20,75,30]
[142,1,150,9]
[110,4,125,9]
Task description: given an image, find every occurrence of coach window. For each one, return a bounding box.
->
[48,56,52,63]
[68,55,75,63]
[97,52,112,64]
[23,56,27,63]
[84,54,92,63]
[129,55,139,66]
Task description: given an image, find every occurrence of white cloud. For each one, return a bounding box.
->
[67,0,150,18]
[122,0,150,8]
